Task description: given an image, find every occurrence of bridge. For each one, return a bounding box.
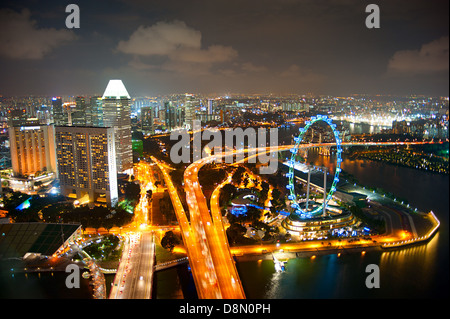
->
[109,231,155,299]
[153,157,225,299]
[154,257,189,272]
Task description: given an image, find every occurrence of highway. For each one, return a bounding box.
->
[184,160,246,299]
[110,232,155,299]
[152,157,222,299]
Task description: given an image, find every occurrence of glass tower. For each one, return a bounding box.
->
[101,80,133,173]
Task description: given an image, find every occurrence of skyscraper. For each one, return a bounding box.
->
[72,96,86,126]
[164,101,175,130]
[102,80,133,173]
[9,124,57,178]
[207,99,214,115]
[89,96,103,127]
[184,94,195,130]
[141,106,154,134]
[52,97,67,126]
[55,126,118,207]
[8,124,57,192]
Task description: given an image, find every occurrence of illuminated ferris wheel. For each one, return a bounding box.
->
[286,115,343,219]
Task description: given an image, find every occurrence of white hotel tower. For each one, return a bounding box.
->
[101,79,133,173]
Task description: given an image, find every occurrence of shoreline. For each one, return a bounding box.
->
[232,243,382,262]
[348,153,449,175]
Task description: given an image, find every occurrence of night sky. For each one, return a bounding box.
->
[0,0,448,97]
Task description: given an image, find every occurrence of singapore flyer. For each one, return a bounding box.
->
[286,115,343,219]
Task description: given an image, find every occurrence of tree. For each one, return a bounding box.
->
[245,206,262,223]
[124,182,141,203]
[161,231,181,252]
[226,222,256,246]
[231,166,246,185]
[220,184,236,207]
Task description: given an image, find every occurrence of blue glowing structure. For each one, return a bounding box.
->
[16,197,32,211]
[287,115,342,219]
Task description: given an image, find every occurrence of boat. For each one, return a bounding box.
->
[272,254,287,272]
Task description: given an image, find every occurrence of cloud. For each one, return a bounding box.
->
[388,36,449,74]
[171,45,237,63]
[0,8,77,60]
[279,64,325,88]
[117,20,237,72]
[280,64,302,77]
[117,21,201,56]
[241,62,268,73]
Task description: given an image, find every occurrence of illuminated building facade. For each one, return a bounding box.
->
[52,97,67,126]
[102,80,133,173]
[72,96,87,126]
[184,94,195,129]
[89,96,103,127]
[8,124,57,191]
[141,106,154,134]
[282,211,359,239]
[55,126,118,207]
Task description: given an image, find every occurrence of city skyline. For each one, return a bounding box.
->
[0,0,448,97]
[0,0,448,303]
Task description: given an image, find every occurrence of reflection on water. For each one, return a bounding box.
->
[0,271,93,299]
[265,272,282,299]
[347,122,387,135]
[240,235,446,299]
[379,232,441,295]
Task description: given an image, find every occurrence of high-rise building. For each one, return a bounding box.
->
[72,96,87,126]
[141,106,154,134]
[89,96,103,127]
[164,101,176,130]
[8,124,57,178]
[55,126,118,207]
[102,80,133,173]
[52,97,67,126]
[184,94,195,130]
[207,99,214,115]
[8,124,57,192]
[7,109,38,127]
[36,104,52,125]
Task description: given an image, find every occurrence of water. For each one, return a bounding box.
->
[0,271,93,299]
[238,237,444,298]
[344,121,388,135]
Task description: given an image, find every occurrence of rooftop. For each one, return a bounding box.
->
[102,79,130,99]
[0,223,81,259]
